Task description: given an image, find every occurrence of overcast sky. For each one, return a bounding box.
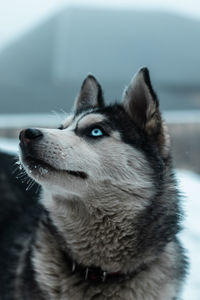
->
[0,0,200,51]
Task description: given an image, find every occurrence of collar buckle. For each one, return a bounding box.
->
[85,267,89,280]
[101,271,107,282]
[72,261,76,272]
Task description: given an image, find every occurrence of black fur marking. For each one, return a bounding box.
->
[66,170,88,179]
[58,124,64,130]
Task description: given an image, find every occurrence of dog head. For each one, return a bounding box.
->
[19,68,170,202]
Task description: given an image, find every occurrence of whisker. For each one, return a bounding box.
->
[26,178,32,185]
[25,179,35,191]
[59,108,68,117]
[15,168,29,182]
[12,160,23,174]
[12,166,20,175]
[16,173,27,179]
[51,110,63,123]
[35,184,41,194]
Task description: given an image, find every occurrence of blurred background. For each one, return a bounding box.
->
[0,0,199,299]
[0,0,200,173]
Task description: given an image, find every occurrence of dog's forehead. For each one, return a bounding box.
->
[77,113,106,128]
[62,112,107,130]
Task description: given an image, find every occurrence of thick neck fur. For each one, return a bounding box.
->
[41,182,152,273]
[30,179,183,300]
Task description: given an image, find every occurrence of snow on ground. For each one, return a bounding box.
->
[0,138,199,299]
[177,170,200,300]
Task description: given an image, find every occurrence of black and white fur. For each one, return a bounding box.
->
[2,68,187,299]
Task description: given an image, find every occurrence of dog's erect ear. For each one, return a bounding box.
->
[122,68,160,134]
[74,75,104,112]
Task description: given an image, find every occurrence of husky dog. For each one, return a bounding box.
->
[14,68,187,299]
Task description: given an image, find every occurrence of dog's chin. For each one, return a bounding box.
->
[20,155,88,182]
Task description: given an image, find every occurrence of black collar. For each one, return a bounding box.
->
[62,251,147,284]
[63,250,124,283]
[44,213,148,284]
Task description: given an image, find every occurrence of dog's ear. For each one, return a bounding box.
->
[123,68,171,158]
[74,75,104,112]
[122,68,160,134]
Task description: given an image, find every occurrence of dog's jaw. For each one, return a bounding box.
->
[19,148,88,189]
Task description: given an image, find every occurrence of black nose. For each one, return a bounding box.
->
[19,128,43,141]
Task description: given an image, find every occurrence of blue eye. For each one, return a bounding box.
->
[90,128,103,137]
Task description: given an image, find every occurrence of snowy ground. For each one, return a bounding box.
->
[177,171,200,300]
[0,138,199,299]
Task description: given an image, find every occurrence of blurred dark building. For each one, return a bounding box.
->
[0,6,200,113]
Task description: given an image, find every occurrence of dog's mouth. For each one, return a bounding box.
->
[22,155,87,180]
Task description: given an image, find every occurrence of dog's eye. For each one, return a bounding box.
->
[90,128,104,137]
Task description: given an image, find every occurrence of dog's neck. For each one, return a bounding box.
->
[39,186,150,274]
[30,188,179,300]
